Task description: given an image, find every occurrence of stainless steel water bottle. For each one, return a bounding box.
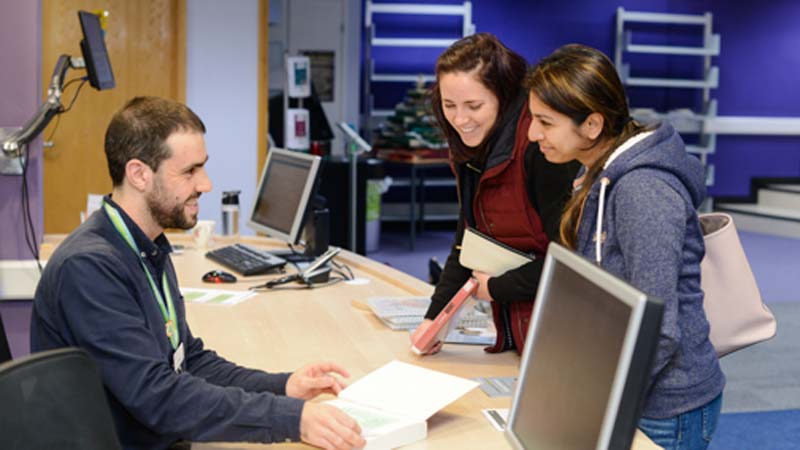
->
[221,190,240,237]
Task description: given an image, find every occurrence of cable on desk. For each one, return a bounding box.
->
[331,259,354,281]
[247,260,354,291]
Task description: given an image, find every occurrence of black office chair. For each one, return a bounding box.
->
[0,312,12,363]
[0,347,122,450]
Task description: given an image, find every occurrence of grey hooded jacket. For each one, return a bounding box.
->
[575,121,725,419]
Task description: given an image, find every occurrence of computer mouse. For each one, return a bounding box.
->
[202,270,237,284]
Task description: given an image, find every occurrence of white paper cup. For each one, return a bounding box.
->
[192,220,215,249]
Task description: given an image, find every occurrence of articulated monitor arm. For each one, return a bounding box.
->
[2,54,85,156]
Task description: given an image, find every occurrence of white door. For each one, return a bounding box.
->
[287,0,347,155]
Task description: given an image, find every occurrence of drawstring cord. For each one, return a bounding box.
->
[595,177,610,265]
[591,129,655,265]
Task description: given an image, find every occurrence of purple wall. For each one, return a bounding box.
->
[0,0,42,358]
[369,0,800,196]
[1,0,43,259]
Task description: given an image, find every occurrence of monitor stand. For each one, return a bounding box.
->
[268,207,330,265]
[270,249,316,264]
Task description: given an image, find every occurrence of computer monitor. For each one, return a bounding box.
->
[505,243,663,450]
[247,148,322,246]
[78,11,115,90]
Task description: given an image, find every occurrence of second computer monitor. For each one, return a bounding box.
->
[247,148,322,244]
[505,242,663,450]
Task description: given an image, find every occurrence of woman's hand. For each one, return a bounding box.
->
[471,271,494,301]
[410,319,443,355]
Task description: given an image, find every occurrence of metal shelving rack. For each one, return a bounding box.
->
[615,8,720,189]
[362,1,475,134]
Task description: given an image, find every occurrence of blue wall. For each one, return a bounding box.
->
[367,0,800,197]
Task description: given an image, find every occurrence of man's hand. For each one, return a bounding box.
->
[471,271,493,301]
[410,319,442,355]
[286,362,349,400]
[300,402,366,450]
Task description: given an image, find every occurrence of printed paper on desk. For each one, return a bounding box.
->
[459,227,535,276]
[339,360,478,420]
[327,360,478,449]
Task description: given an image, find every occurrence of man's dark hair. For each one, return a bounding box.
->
[104,96,206,186]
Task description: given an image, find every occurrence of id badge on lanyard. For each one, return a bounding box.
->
[103,202,181,352]
[173,343,185,373]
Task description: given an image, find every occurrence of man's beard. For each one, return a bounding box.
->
[146,179,199,231]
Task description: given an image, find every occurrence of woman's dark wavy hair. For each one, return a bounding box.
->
[431,33,528,163]
[525,44,651,249]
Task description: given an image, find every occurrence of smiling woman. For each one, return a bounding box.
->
[410,33,579,356]
[439,70,499,148]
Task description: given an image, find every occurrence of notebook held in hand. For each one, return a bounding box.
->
[459,227,535,276]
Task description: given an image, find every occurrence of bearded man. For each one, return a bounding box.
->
[30,97,364,450]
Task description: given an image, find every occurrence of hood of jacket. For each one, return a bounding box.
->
[601,121,706,209]
[579,121,706,263]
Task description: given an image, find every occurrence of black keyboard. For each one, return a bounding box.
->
[205,244,287,276]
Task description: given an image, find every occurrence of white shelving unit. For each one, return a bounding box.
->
[362,1,474,130]
[615,8,720,188]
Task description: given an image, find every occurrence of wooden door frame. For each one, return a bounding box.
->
[258,0,269,177]
[176,0,186,102]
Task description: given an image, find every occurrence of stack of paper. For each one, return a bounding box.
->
[328,360,479,450]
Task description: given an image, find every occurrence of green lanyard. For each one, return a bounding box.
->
[103,202,180,350]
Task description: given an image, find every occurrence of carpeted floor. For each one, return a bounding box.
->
[719,302,800,414]
[368,228,452,282]
[709,408,800,450]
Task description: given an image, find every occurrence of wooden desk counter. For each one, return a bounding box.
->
[43,234,661,450]
[175,236,517,449]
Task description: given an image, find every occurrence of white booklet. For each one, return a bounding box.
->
[459,227,535,276]
[327,360,479,450]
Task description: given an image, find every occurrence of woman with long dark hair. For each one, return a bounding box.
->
[411,33,578,355]
[526,44,724,449]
